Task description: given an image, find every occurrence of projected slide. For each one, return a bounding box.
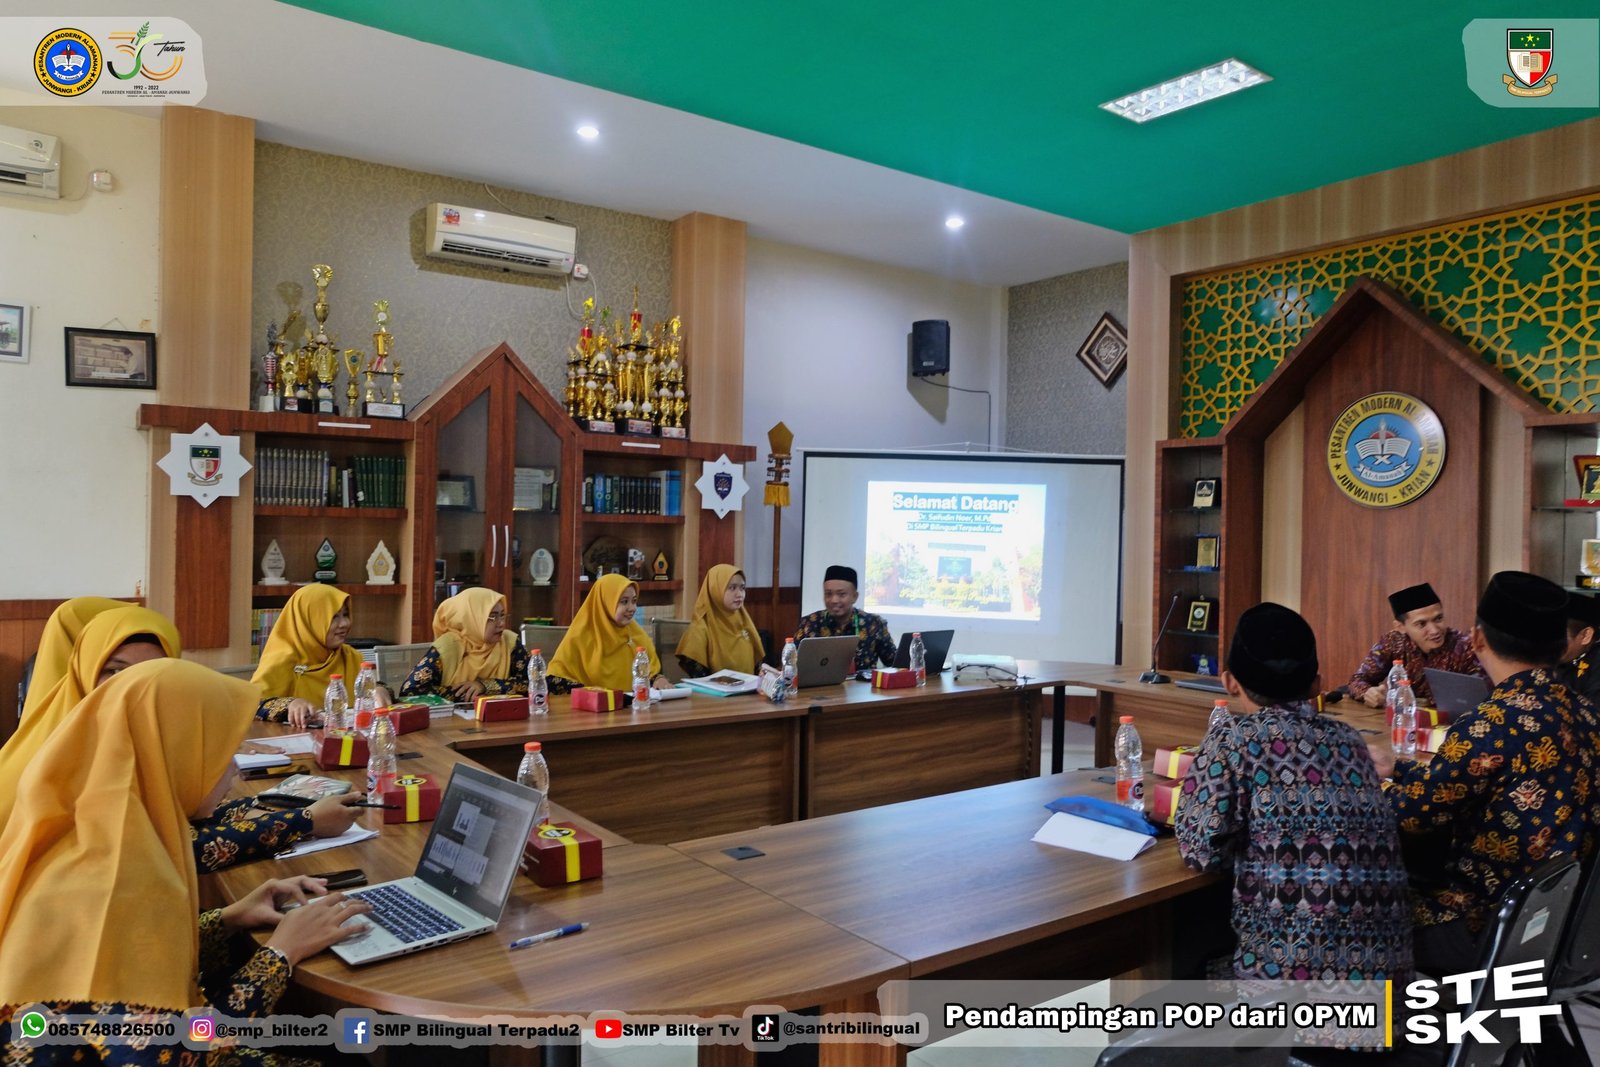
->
[864,481,1046,621]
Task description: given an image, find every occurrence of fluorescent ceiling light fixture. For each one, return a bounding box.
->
[1100,58,1270,123]
[576,124,600,140]
[945,215,965,231]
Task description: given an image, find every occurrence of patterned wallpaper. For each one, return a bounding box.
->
[251,142,672,409]
[1005,261,1129,455]
[1179,192,1600,437]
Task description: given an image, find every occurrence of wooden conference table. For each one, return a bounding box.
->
[439,661,1078,842]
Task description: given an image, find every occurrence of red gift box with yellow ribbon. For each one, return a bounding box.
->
[1149,778,1185,827]
[571,687,627,712]
[1415,706,1447,729]
[871,668,918,689]
[386,704,432,735]
[1152,746,1197,780]
[522,822,603,886]
[476,694,528,722]
[314,731,368,770]
[381,773,441,823]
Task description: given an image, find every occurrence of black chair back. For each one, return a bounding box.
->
[1547,859,1600,998]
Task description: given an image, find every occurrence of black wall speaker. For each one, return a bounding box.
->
[909,319,950,377]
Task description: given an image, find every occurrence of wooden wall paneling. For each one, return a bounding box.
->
[1124,117,1600,660]
[171,496,233,648]
[1219,439,1265,655]
[1296,312,1483,687]
[745,584,801,647]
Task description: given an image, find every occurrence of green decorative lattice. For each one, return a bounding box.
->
[1179,194,1600,437]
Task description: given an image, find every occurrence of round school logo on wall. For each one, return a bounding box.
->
[35,28,103,97]
[1326,391,1446,508]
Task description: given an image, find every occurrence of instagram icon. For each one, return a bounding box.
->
[189,1017,215,1043]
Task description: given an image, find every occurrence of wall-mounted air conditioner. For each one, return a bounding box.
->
[424,203,575,276]
[0,124,61,200]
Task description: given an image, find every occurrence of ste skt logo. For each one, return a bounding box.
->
[1404,962,1560,1044]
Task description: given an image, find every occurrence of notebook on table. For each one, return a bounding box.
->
[1423,667,1490,718]
[892,629,955,673]
[795,635,859,687]
[331,763,542,965]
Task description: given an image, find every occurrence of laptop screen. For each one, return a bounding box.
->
[893,629,954,671]
[415,764,542,921]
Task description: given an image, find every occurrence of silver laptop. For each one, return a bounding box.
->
[332,763,542,965]
[1423,667,1490,718]
[796,634,859,687]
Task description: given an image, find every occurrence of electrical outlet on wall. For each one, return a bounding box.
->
[573,263,590,279]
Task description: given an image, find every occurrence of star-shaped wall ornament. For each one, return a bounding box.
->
[693,453,749,519]
[156,422,253,507]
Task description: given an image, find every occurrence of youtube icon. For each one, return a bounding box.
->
[595,1019,622,1039]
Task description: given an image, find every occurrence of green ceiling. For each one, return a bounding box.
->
[280,1,1599,233]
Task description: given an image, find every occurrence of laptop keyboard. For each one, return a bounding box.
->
[347,884,465,944]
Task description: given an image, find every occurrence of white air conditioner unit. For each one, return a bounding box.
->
[424,203,575,276]
[0,124,61,200]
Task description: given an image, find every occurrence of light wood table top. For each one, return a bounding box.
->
[673,768,1218,976]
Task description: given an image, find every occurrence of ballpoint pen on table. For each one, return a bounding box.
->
[508,922,588,950]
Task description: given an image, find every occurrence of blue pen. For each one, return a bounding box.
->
[508,922,588,950]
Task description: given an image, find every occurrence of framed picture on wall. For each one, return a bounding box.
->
[64,327,156,388]
[1075,312,1128,387]
[0,303,27,364]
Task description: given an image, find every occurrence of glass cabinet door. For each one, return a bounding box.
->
[432,390,491,613]
[509,395,563,626]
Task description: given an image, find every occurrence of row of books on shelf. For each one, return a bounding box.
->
[582,470,683,516]
[255,448,408,509]
[249,607,283,659]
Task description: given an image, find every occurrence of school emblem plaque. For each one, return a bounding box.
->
[156,421,252,507]
[1326,392,1446,509]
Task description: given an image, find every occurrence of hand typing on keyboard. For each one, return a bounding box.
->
[346,885,465,944]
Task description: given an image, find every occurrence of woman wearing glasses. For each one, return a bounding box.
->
[401,586,529,702]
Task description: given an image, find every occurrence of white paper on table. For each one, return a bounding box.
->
[650,686,693,701]
[242,733,319,756]
[234,752,292,770]
[1031,811,1155,862]
[273,824,379,859]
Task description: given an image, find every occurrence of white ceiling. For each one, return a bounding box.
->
[0,0,1130,288]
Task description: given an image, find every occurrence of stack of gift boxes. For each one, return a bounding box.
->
[1148,744,1195,828]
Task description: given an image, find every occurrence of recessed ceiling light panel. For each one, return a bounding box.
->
[945,215,965,231]
[1100,58,1270,123]
[576,124,600,140]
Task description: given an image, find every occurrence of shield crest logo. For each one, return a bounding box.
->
[1507,29,1554,89]
[188,444,222,485]
[714,472,733,500]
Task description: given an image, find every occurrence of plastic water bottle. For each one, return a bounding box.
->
[322,674,347,730]
[366,708,397,803]
[527,648,549,715]
[909,632,927,686]
[1393,678,1418,758]
[352,661,379,730]
[1114,715,1145,814]
[780,638,798,698]
[631,646,653,712]
[517,740,551,826]
[1208,698,1229,733]
[1384,659,1406,730]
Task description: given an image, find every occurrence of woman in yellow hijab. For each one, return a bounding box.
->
[0,604,179,830]
[548,573,669,692]
[401,586,529,701]
[252,583,387,726]
[676,565,765,677]
[19,595,128,718]
[0,660,370,1048]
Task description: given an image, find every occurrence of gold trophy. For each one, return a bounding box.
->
[361,300,405,417]
[342,349,363,415]
[389,360,404,408]
[371,300,392,371]
[309,265,337,413]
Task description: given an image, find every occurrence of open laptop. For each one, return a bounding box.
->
[795,634,859,687]
[1423,667,1490,719]
[332,763,542,965]
[892,629,954,673]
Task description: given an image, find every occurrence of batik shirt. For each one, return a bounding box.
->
[1348,628,1485,704]
[793,609,896,670]
[0,910,302,1066]
[191,798,312,873]
[1384,666,1600,932]
[399,643,530,700]
[1176,700,1413,982]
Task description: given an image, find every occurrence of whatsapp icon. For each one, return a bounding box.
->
[19,1011,47,1039]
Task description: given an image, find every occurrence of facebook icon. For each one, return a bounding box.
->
[343,1017,371,1046]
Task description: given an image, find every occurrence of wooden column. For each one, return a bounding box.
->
[148,108,255,648]
[672,212,749,598]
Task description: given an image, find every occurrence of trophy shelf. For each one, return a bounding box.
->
[138,404,413,441]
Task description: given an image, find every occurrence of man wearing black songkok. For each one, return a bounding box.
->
[1348,581,1486,707]
[1176,603,1412,985]
[1375,571,1600,973]
[793,564,896,670]
[1555,590,1600,706]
